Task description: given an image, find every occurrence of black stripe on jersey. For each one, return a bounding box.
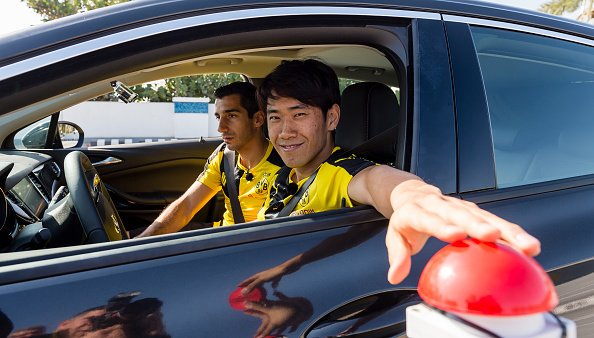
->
[330,153,376,176]
[267,147,284,167]
[197,142,226,183]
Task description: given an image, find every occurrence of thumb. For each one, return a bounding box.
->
[386,228,412,284]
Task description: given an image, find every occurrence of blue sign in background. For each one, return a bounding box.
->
[174,102,208,114]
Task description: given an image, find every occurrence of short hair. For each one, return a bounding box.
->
[258,59,341,119]
[214,81,259,118]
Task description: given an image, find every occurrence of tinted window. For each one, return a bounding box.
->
[471,27,594,187]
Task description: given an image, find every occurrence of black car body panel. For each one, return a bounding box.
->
[0,0,592,337]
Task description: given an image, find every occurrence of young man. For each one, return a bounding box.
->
[137,82,282,237]
[256,59,541,284]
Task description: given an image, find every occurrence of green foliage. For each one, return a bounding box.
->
[21,0,130,21]
[539,0,582,15]
[338,78,359,93]
[132,74,244,103]
[92,74,245,103]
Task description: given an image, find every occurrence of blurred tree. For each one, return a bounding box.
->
[539,0,593,23]
[21,0,130,21]
[539,0,581,16]
[132,74,244,102]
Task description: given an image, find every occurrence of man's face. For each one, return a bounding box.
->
[215,94,261,152]
[266,96,339,177]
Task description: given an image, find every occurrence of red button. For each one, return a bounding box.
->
[418,239,558,316]
[228,287,265,311]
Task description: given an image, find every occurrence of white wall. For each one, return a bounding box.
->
[60,99,220,141]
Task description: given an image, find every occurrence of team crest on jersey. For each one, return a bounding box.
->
[299,189,310,207]
[255,176,270,195]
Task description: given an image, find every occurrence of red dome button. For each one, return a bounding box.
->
[418,239,557,316]
[228,286,265,311]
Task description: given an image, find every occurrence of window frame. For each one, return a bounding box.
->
[446,17,594,200]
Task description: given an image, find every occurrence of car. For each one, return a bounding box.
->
[0,0,593,337]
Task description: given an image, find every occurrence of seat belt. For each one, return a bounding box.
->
[340,125,398,165]
[277,170,318,217]
[223,147,245,224]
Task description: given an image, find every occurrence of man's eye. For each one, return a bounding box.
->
[295,112,306,117]
[268,115,280,121]
[215,115,221,120]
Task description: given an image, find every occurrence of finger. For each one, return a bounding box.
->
[385,226,412,284]
[255,318,273,338]
[244,309,266,318]
[393,202,467,244]
[245,301,266,312]
[440,198,541,255]
[238,275,257,287]
[241,279,262,296]
[423,196,502,240]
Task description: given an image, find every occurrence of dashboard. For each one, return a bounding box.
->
[1,152,60,222]
[0,151,62,251]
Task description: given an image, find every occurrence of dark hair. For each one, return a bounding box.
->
[258,59,341,119]
[214,81,259,118]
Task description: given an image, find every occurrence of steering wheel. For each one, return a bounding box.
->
[64,151,128,243]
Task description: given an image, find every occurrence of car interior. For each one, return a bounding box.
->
[0,20,408,253]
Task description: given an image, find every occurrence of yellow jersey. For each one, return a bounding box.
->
[198,141,283,225]
[258,147,376,220]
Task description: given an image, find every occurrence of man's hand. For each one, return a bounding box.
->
[238,256,302,295]
[243,291,313,338]
[386,179,541,284]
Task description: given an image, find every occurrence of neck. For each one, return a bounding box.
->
[238,136,268,169]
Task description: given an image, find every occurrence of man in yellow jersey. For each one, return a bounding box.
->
[255,59,541,285]
[137,82,283,237]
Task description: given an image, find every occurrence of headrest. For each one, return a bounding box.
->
[336,82,399,162]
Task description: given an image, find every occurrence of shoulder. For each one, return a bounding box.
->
[206,142,226,165]
[328,153,376,176]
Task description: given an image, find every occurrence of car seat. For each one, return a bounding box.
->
[336,82,400,165]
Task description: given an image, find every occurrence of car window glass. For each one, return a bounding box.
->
[59,74,243,148]
[471,27,594,188]
[13,116,52,149]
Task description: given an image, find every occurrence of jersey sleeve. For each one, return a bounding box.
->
[197,143,225,192]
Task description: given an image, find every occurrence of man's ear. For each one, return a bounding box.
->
[253,110,265,128]
[326,104,340,131]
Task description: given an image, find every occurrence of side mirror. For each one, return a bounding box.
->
[58,121,85,148]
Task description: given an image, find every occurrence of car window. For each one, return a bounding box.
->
[13,116,52,149]
[59,74,244,148]
[471,27,594,188]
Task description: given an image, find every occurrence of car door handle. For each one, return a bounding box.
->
[303,290,421,338]
[92,156,123,167]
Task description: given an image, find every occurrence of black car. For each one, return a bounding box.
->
[0,0,593,337]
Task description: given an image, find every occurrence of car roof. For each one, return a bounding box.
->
[0,0,592,67]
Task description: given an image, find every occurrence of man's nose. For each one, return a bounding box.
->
[278,120,296,139]
[217,119,228,133]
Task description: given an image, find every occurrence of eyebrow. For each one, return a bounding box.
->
[267,103,309,114]
[216,109,241,115]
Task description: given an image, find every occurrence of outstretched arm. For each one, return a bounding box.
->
[348,165,541,284]
[136,181,218,237]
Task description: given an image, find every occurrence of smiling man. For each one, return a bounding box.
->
[138,82,282,237]
[256,59,541,284]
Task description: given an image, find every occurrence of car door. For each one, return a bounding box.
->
[444,17,594,336]
[0,5,454,337]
